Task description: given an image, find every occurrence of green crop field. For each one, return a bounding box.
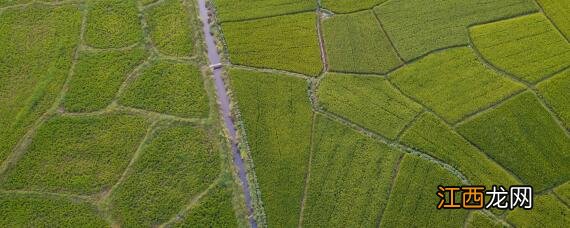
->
[85,0,142,48]
[374,0,537,61]
[64,46,148,112]
[303,115,402,227]
[222,12,322,76]
[145,0,196,57]
[1,0,569,226]
[323,10,402,74]
[537,69,570,128]
[0,0,244,227]
[390,47,524,123]
[317,73,421,139]
[470,13,570,83]
[457,92,570,192]
[213,0,315,22]
[536,0,570,38]
[120,60,210,118]
[401,112,520,188]
[229,68,313,227]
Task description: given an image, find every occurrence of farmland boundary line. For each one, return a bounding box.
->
[142,0,166,10]
[371,8,405,64]
[318,0,394,16]
[375,153,404,227]
[0,2,88,177]
[229,64,313,80]
[395,110,424,141]
[453,89,527,127]
[532,0,569,42]
[96,120,160,203]
[552,191,570,209]
[316,8,328,73]
[160,176,223,227]
[315,109,470,184]
[534,66,569,85]
[297,113,317,228]
[468,31,570,136]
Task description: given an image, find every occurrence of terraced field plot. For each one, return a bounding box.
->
[0,0,245,227]
[222,12,322,76]
[213,0,570,227]
[470,13,570,83]
[323,10,402,74]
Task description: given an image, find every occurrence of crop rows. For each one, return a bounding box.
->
[213,0,315,22]
[0,0,244,226]
[537,70,570,129]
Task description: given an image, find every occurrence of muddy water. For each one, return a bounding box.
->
[197,0,257,227]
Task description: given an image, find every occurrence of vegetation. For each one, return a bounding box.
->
[401,112,520,188]
[390,47,524,123]
[0,114,149,194]
[64,46,148,112]
[554,181,570,205]
[466,212,506,228]
[229,69,313,227]
[470,13,570,83]
[109,124,220,227]
[374,0,537,61]
[120,61,209,118]
[457,92,570,192]
[222,13,322,76]
[173,180,239,227]
[214,0,315,22]
[85,0,142,48]
[536,0,570,38]
[323,10,402,74]
[380,154,467,227]
[537,69,570,129]
[321,0,388,13]
[146,0,195,57]
[507,194,569,227]
[0,193,107,227]
[303,115,402,226]
[317,73,422,139]
[0,4,81,165]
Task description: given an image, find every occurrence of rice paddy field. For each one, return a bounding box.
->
[1,0,568,227]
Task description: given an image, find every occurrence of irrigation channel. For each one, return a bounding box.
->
[197,0,257,227]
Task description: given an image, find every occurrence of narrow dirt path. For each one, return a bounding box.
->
[196,0,257,227]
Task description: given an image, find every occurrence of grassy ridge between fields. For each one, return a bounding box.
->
[536,0,570,38]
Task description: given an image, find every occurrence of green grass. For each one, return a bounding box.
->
[146,0,195,57]
[470,13,570,83]
[390,47,524,123]
[222,13,322,76]
[85,0,142,48]
[537,69,570,129]
[323,10,402,74]
[317,73,422,139]
[0,0,32,7]
[507,194,569,227]
[322,0,388,13]
[0,193,107,227]
[537,0,570,38]
[401,112,520,188]
[380,154,468,227]
[109,124,220,227]
[554,181,570,205]
[229,69,313,227]
[0,4,82,165]
[303,115,402,227]
[120,61,209,118]
[457,92,570,192]
[466,212,506,228]
[173,180,239,227]
[213,0,315,22]
[374,0,537,61]
[64,46,148,112]
[0,114,149,195]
